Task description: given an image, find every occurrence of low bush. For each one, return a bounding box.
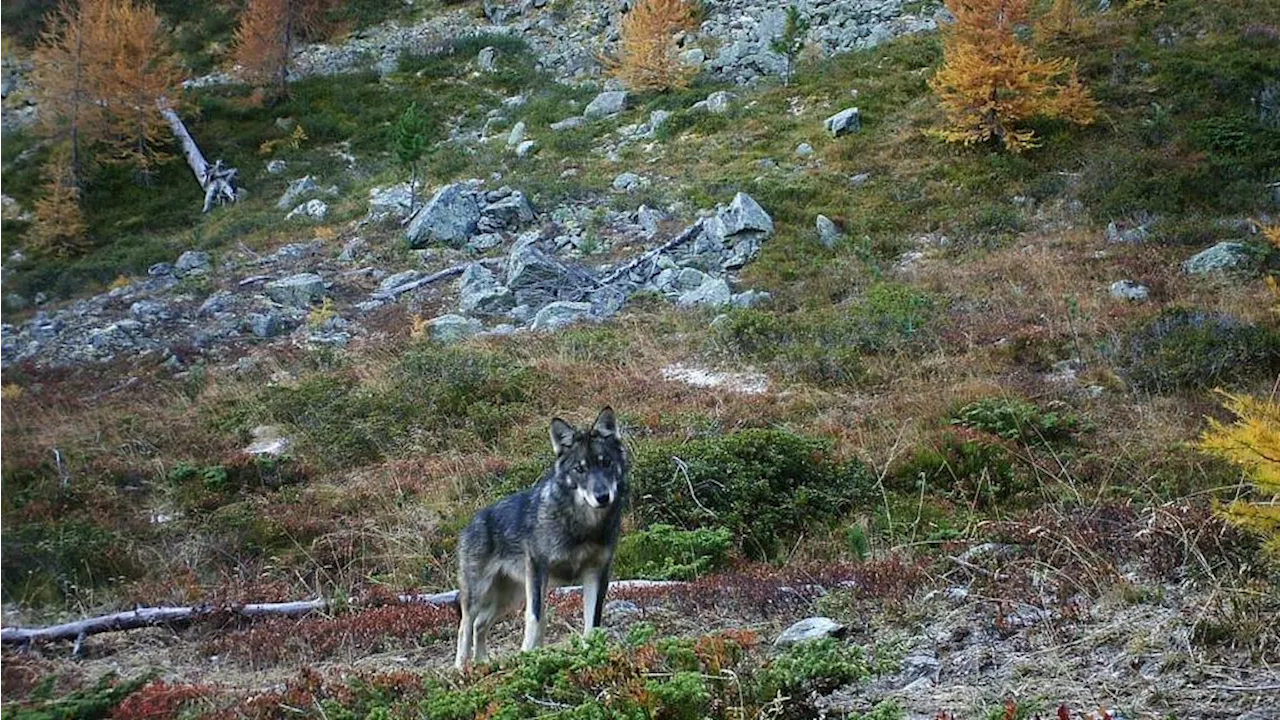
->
[614,524,734,580]
[630,429,874,559]
[950,396,1085,446]
[1110,308,1280,393]
[894,431,1030,509]
[759,637,873,696]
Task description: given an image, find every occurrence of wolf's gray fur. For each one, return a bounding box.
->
[454,407,629,670]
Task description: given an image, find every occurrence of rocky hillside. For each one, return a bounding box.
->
[2,0,1279,718]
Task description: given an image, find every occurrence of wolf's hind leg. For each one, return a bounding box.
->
[454,597,473,671]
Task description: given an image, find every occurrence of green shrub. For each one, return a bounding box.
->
[950,396,1085,446]
[5,672,151,720]
[614,524,734,580]
[895,434,1028,509]
[760,638,872,696]
[1110,309,1280,393]
[630,430,873,559]
[0,519,137,604]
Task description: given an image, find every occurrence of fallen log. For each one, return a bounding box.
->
[597,219,705,287]
[0,580,684,648]
[371,263,469,301]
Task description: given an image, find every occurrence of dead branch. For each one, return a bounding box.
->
[0,580,683,647]
[371,263,469,300]
[597,219,704,287]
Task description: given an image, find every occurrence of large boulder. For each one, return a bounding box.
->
[174,250,212,277]
[481,190,535,229]
[584,90,627,118]
[816,214,842,248]
[531,301,595,331]
[406,183,482,248]
[266,273,326,307]
[825,107,861,137]
[459,263,516,316]
[677,277,733,307]
[775,617,846,647]
[1182,242,1252,275]
[368,183,416,220]
[719,192,774,237]
[276,175,319,210]
[506,236,595,307]
[428,314,483,343]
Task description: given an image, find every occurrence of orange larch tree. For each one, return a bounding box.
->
[928,0,1098,152]
[611,0,698,92]
[32,145,90,257]
[233,0,327,96]
[31,0,112,183]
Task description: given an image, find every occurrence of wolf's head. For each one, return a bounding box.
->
[550,407,628,511]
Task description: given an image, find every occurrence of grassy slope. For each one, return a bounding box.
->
[2,0,1280,717]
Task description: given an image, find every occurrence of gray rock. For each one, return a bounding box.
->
[675,267,710,291]
[266,273,326,307]
[816,214,842,248]
[550,116,587,131]
[478,46,498,72]
[637,205,664,237]
[612,172,645,192]
[339,237,369,262]
[1182,242,1251,275]
[467,233,505,253]
[680,48,706,67]
[775,617,846,647]
[406,183,482,248]
[516,139,538,157]
[719,192,774,237]
[285,198,329,221]
[705,90,734,114]
[248,311,283,338]
[584,90,627,118]
[174,251,212,277]
[900,651,940,681]
[459,263,516,316]
[368,184,416,219]
[507,240,594,306]
[198,291,233,316]
[677,277,733,307]
[648,109,671,133]
[730,290,771,308]
[428,314,483,343]
[276,175,319,210]
[795,142,814,157]
[1106,220,1151,244]
[148,262,174,277]
[244,425,292,456]
[1109,280,1150,301]
[129,300,169,323]
[507,120,527,148]
[483,191,535,227]
[531,301,595,331]
[825,107,862,136]
[266,159,287,174]
[850,172,872,187]
[603,599,642,624]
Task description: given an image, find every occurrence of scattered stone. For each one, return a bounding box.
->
[612,172,646,193]
[647,109,671,133]
[148,262,174,277]
[584,90,627,118]
[775,617,846,647]
[824,107,862,136]
[478,46,498,72]
[637,205,664,237]
[900,651,941,681]
[602,599,642,625]
[368,184,417,220]
[338,237,369,262]
[266,159,287,174]
[406,182,482,248]
[550,116,587,131]
[507,120,527,148]
[174,251,212,277]
[285,198,329,221]
[531,301,595,331]
[507,239,594,307]
[247,311,282,338]
[730,290,771,308]
[483,190,536,228]
[816,215,842,248]
[244,425,291,456]
[705,90,734,114]
[1106,220,1151,244]
[850,172,872,187]
[677,277,732,307]
[467,233,505,253]
[378,270,421,295]
[516,139,538,157]
[129,300,169,323]
[428,314,483,343]
[265,273,326,307]
[1182,241,1251,275]
[1110,280,1150,301]
[719,192,774,237]
[679,48,706,67]
[459,263,516,316]
[795,142,814,157]
[276,175,319,210]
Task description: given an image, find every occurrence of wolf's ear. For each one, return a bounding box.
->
[550,418,576,456]
[592,407,618,438]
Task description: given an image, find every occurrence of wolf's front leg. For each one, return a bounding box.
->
[581,562,611,634]
[522,558,548,651]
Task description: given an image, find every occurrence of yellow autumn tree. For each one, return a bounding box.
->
[233,0,327,96]
[32,145,89,257]
[31,0,113,182]
[929,0,1098,152]
[1035,0,1085,44]
[1199,392,1280,560]
[610,0,698,92]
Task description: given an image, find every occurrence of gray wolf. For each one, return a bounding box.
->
[454,407,629,670]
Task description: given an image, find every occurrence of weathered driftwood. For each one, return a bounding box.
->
[371,263,468,300]
[0,580,683,647]
[597,219,705,287]
[160,104,240,213]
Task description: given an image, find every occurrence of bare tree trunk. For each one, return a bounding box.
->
[159,103,240,213]
[0,580,684,649]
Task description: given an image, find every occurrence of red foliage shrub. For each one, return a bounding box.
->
[111,680,214,720]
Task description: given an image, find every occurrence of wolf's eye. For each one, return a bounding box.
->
[599,455,611,467]
[576,462,587,474]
